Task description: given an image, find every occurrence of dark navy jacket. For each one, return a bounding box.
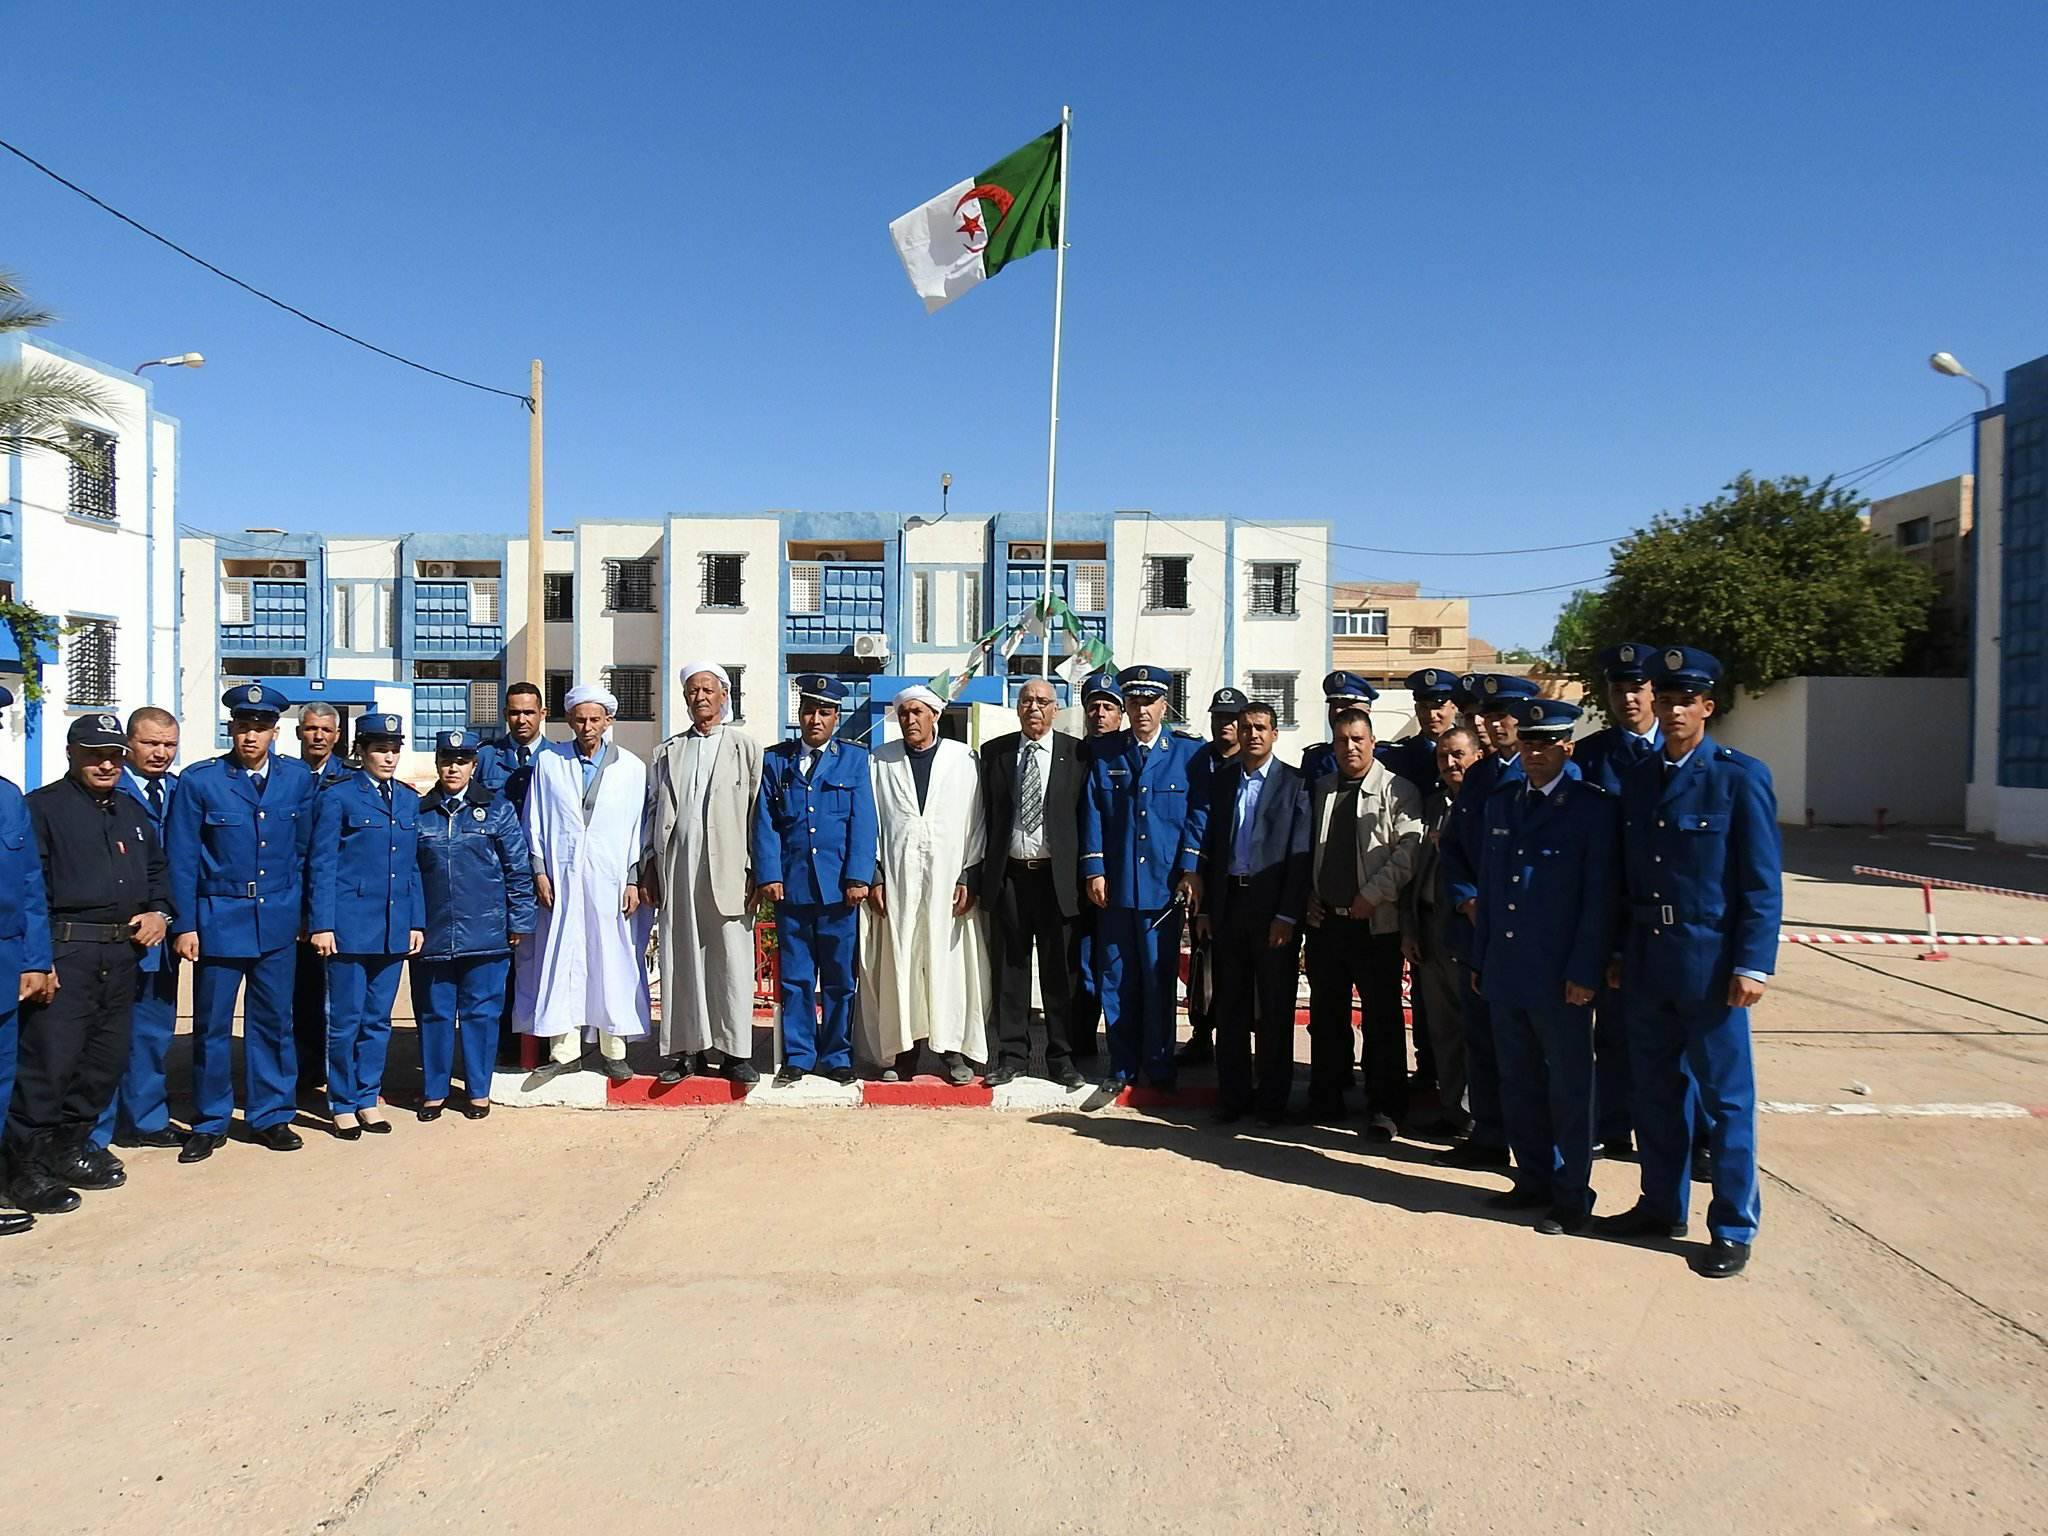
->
[752,737,878,906]
[1200,758,1312,928]
[1375,733,1439,794]
[166,753,317,957]
[1617,735,1782,1005]
[0,777,53,979]
[415,782,536,959]
[1471,774,1619,1006]
[308,771,426,955]
[1572,724,1661,796]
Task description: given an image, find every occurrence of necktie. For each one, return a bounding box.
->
[1664,758,1680,782]
[380,780,393,809]
[1019,744,1044,834]
[517,745,530,767]
[252,772,266,798]
[146,779,163,818]
[802,748,819,779]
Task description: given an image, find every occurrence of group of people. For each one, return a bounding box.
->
[0,642,1782,1278]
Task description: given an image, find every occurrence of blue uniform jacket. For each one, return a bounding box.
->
[1375,734,1439,794]
[118,766,179,973]
[1470,774,1619,1004]
[1186,740,1230,809]
[1440,751,1524,916]
[415,782,535,959]
[752,737,878,905]
[308,771,426,954]
[0,777,53,976]
[1572,724,1661,795]
[1299,740,1336,783]
[1618,735,1782,1003]
[302,753,354,790]
[1078,729,1210,910]
[476,736,546,810]
[166,754,317,957]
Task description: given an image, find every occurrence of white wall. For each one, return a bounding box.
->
[662,516,783,748]
[1112,514,1227,722]
[572,522,664,761]
[1230,521,1329,751]
[1709,678,1809,825]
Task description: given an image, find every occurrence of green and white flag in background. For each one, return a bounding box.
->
[889,128,1062,314]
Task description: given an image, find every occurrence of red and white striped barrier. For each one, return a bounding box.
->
[1780,931,2048,947]
[1852,866,2048,903]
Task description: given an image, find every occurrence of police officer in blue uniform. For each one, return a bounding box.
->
[1299,671,1377,782]
[308,712,424,1139]
[1068,670,1124,1064]
[1177,686,1245,1068]
[1435,673,1544,1170]
[1569,642,1664,1157]
[1078,664,1209,1092]
[0,686,55,1235]
[753,676,878,1087]
[168,685,319,1162]
[1469,699,1619,1234]
[1378,668,1461,793]
[412,729,535,1120]
[476,681,549,811]
[1596,648,1782,1278]
[291,703,355,1099]
[90,706,183,1153]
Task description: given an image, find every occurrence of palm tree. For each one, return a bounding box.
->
[0,269,119,465]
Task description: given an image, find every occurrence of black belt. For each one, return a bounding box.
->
[1228,874,1254,887]
[1631,903,1679,926]
[51,920,132,942]
[1009,857,1052,871]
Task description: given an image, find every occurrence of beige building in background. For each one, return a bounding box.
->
[1329,580,1470,683]
[1867,475,1973,675]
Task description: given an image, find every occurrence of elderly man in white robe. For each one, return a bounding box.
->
[858,685,989,1085]
[520,684,653,1080]
[644,662,764,1086]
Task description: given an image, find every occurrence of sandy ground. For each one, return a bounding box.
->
[5,828,2045,1535]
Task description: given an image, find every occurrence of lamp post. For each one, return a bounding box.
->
[1929,351,1994,410]
[133,352,204,375]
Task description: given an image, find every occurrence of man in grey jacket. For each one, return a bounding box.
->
[1399,727,1482,1135]
[1304,709,1424,1135]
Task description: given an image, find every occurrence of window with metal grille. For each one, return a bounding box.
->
[789,563,823,614]
[700,553,745,609]
[725,664,745,723]
[1247,671,1298,728]
[67,429,117,521]
[1411,626,1442,651]
[1167,670,1191,724]
[1248,562,1299,616]
[220,578,254,627]
[1144,556,1191,611]
[1332,608,1389,638]
[66,618,117,707]
[1073,562,1108,612]
[912,571,932,644]
[603,665,655,720]
[543,571,574,622]
[468,679,503,726]
[545,671,571,718]
[604,557,657,613]
[961,571,983,635]
[468,578,502,626]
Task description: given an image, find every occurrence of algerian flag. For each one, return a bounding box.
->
[890,128,1062,314]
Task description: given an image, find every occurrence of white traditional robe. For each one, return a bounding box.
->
[858,738,989,1061]
[519,739,653,1040]
[651,729,755,1057]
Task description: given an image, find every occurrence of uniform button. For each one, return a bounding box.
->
[1653,927,1661,935]
[1507,903,1516,911]
[1653,855,1662,863]
[1505,930,1514,938]
[1657,819,1666,828]
[1138,856,1147,864]
[259,870,266,877]
[1510,874,1520,882]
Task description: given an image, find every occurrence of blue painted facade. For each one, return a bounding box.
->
[1999,356,2048,790]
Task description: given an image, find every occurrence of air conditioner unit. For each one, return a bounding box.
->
[852,633,890,660]
[266,562,298,579]
[421,561,457,579]
[419,662,452,679]
[1010,543,1045,562]
[813,548,848,562]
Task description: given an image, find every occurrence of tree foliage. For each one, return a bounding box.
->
[1555,474,1936,705]
[0,269,120,466]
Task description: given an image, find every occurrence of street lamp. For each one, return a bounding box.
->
[1929,351,1993,409]
[134,352,205,375]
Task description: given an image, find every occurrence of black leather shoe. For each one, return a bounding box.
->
[773,1065,806,1087]
[1691,1147,1714,1183]
[1536,1208,1592,1236]
[1211,1104,1249,1125]
[1174,1035,1215,1066]
[1485,1185,1551,1211]
[114,1126,184,1150]
[359,1118,391,1137]
[460,1100,492,1120]
[1255,1111,1285,1129]
[178,1132,227,1163]
[984,1066,1020,1088]
[1594,1204,1689,1241]
[418,1104,445,1122]
[726,1059,760,1085]
[1300,1095,1347,1125]
[1433,1141,1512,1169]
[656,1053,694,1086]
[59,1144,125,1190]
[1697,1238,1750,1278]
[600,1056,634,1083]
[1055,1067,1088,1091]
[943,1055,974,1087]
[253,1123,305,1151]
[331,1123,363,1142]
[824,1066,857,1086]
[1592,1134,1633,1159]
[11,1169,81,1214]
[0,1211,34,1237]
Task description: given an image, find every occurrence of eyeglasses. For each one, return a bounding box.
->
[1018,698,1056,710]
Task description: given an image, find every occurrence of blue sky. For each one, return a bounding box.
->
[7,1,2042,645]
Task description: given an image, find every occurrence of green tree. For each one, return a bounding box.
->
[1567,473,1935,704]
[0,269,118,465]
[1544,587,1606,671]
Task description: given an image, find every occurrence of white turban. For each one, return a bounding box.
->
[893,684,945,715]
[563,683,617,715]
[680,661,734,724]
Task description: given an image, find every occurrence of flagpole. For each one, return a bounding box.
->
[1038,104,1069,677]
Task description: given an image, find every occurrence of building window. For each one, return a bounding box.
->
[1897,517,1931,548]
[603,665,655,721]
[467,679,502,727]
[726,664,745,723]
[1144,556,1192,612]
[543,571,574,623]
[220,578,254,627]
[67,429,117,522]
[1332,607,1389,638]
[1167,669,1191,724]
[65,618,117,707]
[912,570,932,644]
[331,581,396,651]
[700,553,745,610]
[962,571,983,636]
[1248,562,1299,616]
[545,670,571,719]
[1073,561,1108,612]
[1247,671,1298,728]
[467,577,502,626]
[1411,626,1442,651]
[604,558,657,613]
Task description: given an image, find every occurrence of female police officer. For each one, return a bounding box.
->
[411,729,535,1120]
[307,713,423,1139]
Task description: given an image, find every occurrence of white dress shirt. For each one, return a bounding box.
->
[1009,735,1053,860]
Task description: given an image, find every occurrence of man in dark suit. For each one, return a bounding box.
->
[979,678,1088,1089]
[1199,702,1312,1125]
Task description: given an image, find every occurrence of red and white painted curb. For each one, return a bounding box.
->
[1779,932,2048,946]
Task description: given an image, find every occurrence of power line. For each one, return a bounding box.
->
[1240,519,1624,558]
[0,135,531,407]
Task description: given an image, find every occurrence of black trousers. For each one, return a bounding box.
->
[1068,906,1100,1060]
[7,937,136,1163]
[1304,918,1408,1118]
[991,862,1077,1074]
[1210,897,1302,1115]
[292,939,327,1093]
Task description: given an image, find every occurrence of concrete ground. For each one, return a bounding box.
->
[4,827,2045,1535]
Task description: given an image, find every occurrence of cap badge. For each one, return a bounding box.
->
[246,685,263,702]
[1484,677,1499,695]
[1665,648,1684,669]
[1619,645,1635,662]
[99,714,118,730]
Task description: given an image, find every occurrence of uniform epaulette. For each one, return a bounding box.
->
[1172,728,1203,741]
